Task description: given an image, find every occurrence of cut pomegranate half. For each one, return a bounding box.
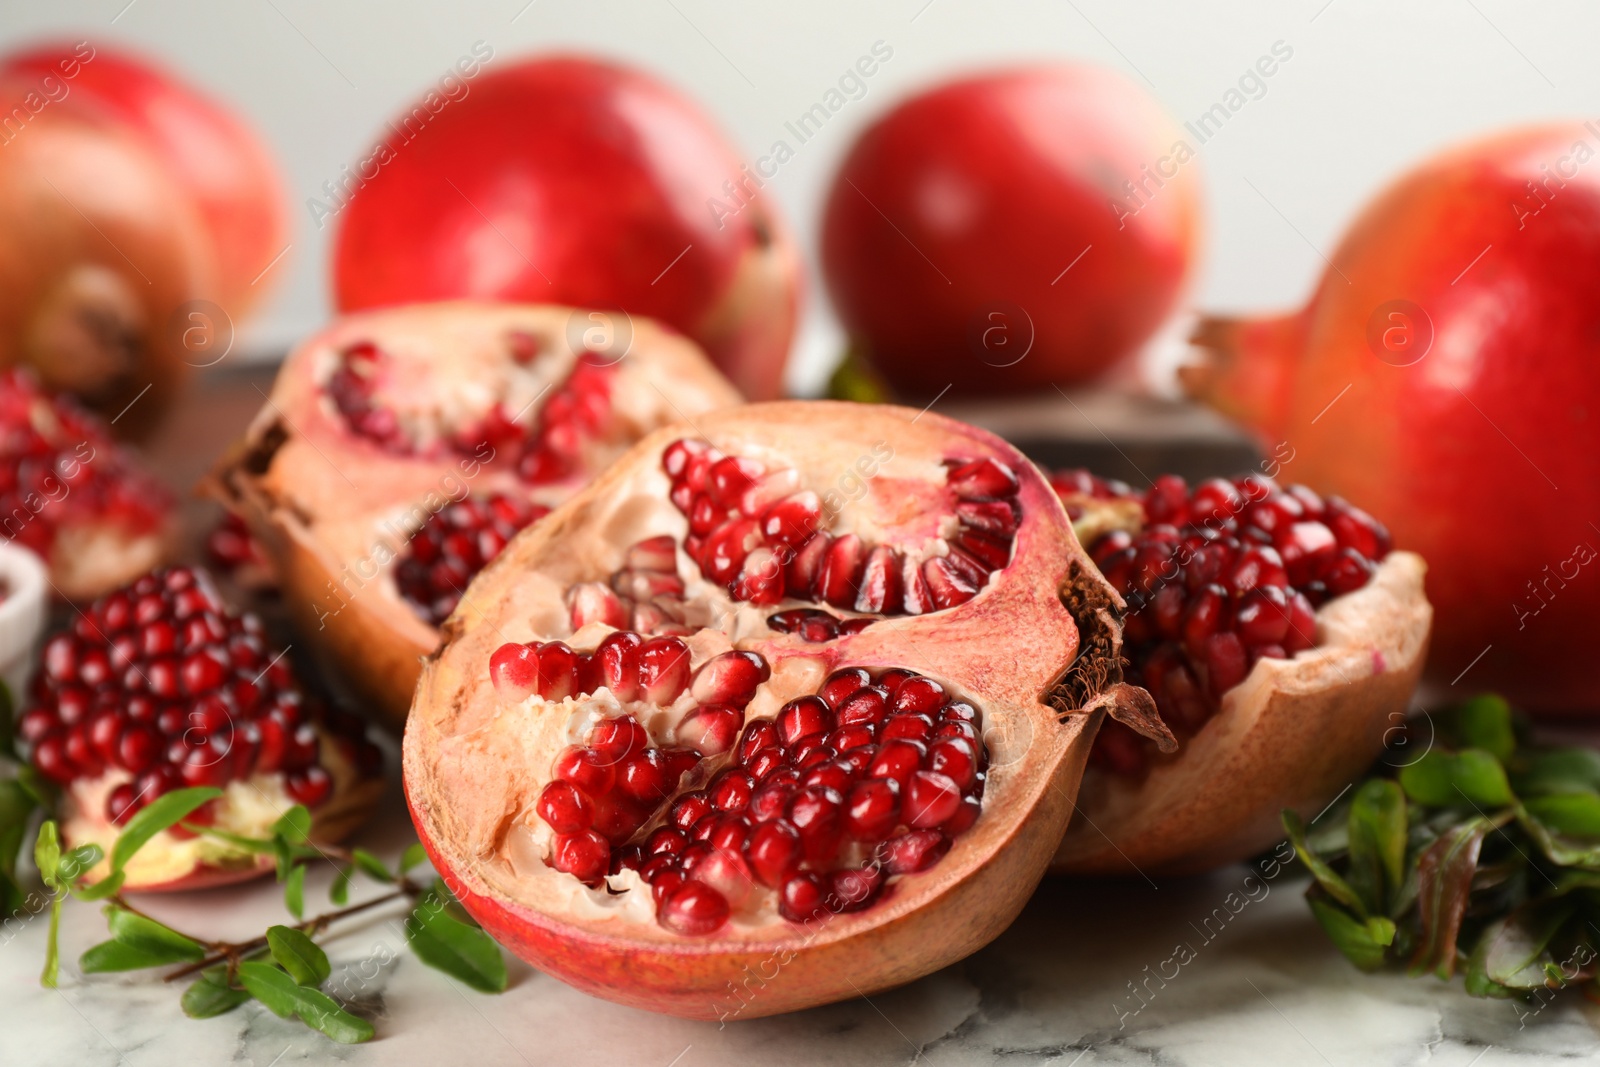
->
[207,302,742,726]
[0,367,173,600]
[404,401,1155,1019]
[1049,470,1432,875]
[17,567,383,891]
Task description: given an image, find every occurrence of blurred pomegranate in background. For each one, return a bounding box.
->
[333,55,802,401]
[0,43,289,433]
[821,65,1202,397]
[1184,125,1600,713]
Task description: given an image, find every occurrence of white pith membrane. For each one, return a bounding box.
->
[1052,498,1433,875]
[404,402,1141,1018]
[208,301,742,723]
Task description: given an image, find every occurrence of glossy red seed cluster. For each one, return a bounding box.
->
[522,651,987,938]
[324,339,615,487]
[18,567,379,827]
[0,367,171,561]
[1056,470,1392,776]
[564,535,694,637]
[203,513,269,578]
[395,494,550,626]
[766,609,875,642]
[662,440,1022,615]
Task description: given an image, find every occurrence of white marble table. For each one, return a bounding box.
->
[3,766,1596,1067]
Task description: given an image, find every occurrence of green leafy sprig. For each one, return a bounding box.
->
[26,787,506,1044]
[1286,694,1600,1002]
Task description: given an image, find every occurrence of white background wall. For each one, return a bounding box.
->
[2,0,1594,393]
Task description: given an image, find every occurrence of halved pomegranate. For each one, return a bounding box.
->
[16,567,382,891]
[0,367,173,600]
[404,401,1157,1018]
[208,302,742,726]
[1049,470,1432,875]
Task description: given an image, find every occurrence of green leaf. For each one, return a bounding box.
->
[1308,893,1395,971]
[104,906,205,961]
[1346,780,1407,916]
[58,843,103,882]
[112,787,222,873]
[34,820,61,888]
[1516,801,1600,868]
[1514,747,1600,797]
[1282,810,1368,916]
[272,805,312,845]
[351,848,394,883]
[237,961,374,1043]
[1477,900,1575,989]
[1400,749,1514,810]
[1452,694,1516,763]
[192,824,276,853]
[1524,793,1600,838]
[1409,816,1496,979]
[267,925,331,987]
[400,843,428,874]
[406,892,508,993]
[0,780,40,916]
[330,865,352,906]
[182,967,250,1019]
[283,863,306,920]
[81,938,198,974]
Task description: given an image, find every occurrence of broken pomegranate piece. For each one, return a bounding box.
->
[1050,469,1432,875]
[17,566,382,890]
[0,368,173,600]
[207,302,742,725]
[405,401,1154,1018]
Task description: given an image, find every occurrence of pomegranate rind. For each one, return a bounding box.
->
[62,735,383,893]
[404,401,1130,1019]
[208,301,742,726]
[1052,550,1431,875]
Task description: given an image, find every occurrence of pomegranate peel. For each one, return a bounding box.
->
[207,302,741,726]
[1051,483,1431,876]
[405,401,1148,1018]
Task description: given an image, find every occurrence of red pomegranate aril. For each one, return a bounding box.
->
[788,785,844,866]
[1321,548,1376,596]
[835,686,889,728]
[554,746,616,796]
[708,769,755,813]
[589,717,648,761]
[690,650,770,707]
[881,714,933,742]
[778,871,830,923]
[638,637,691,704]
[816,534,867,608]
[799,760,854,795]
[536,780,595,833]
[877,830,951,874]
[1204,632,1250,697]
[776,696,834,746]
[489,643,540,701]
[646,827,687,856]
[947,457,1018,499]
[748,779,796,822]
[855,546,904,614]
[942,795,982,835]
[117,724,162,774]
[1284,592,1318,653]
[904,771,961,828]
[890,677,946,716]
[745,820,803,888]
[105,782,139,826]
[551,830,610,884]
[932,720,979,745]
[830,866,884,912]
[844,777,901,840]
[747,748,788,783]
[1228,545,1289,595]
[955,497,1020,537]
[927,737,978,790]
[675,704,744,756]
[868,739,926,790]
[830,724,877,753]
[1235,586,1291,648]
[669,792,714,832]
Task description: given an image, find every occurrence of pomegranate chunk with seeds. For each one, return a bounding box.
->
[18,567,383,890]
[395,493,550,625]
[1055,469,1393,777]
[662,439,1022,619]
[515,646,988,937]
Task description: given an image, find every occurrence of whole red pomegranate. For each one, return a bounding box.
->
[332,55,801,401]
[1049,470,1431,874]
[209,302,742,726]
[0,367,173,600]
[822,65,1201,396]
[405,402,1159,1017]
[1183,125,1600,713]
[17,567,383,891]
[2,41,290,321]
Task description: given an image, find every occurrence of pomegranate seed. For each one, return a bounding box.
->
[550,830,610,883]
[788,786,844,866]
[922,556,979,609]
[946,457,1018,499]
[675,704,744,756]
[1204,632,1250,697]
[890,677,946,716]
[844,778,901,840]
[830,866,883,911]
[554,746,616,795]
[594,631,643,701]
[815,534,866,608]
[668,792,713,832]
[489,643,540,700]
[588,717,648,762]
[1235,586,1291,648]
[868,739,926,790]
[928,737,979,789]
[819,668,873,709]
[285,766,333,806]
[748,779,796,822]
[877,829,951,874]
[537,780,594,833]
[646,827,687,855]
[690,650,770,707]
[776,696,834,746]
[688,847,755,909]
[638,637,690,703]
[855,546,904,614]
[736,719,780,762]
[778,872,830,923]
[881,714,933,742]
[1228,545,1289,595]
[745,820,803,887]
